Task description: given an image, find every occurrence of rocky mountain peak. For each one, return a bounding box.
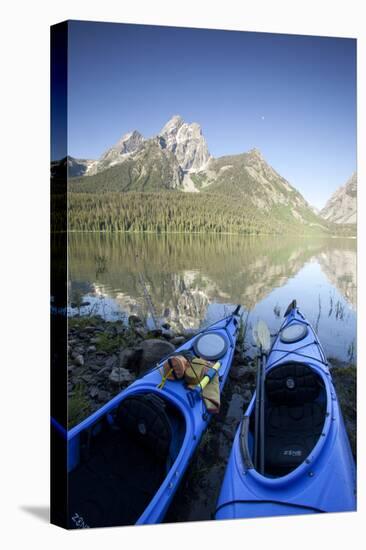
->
[345,172,357,194]
[321,172,357,224]
[247,147,264,160]
[104,130,144,158]
[51,156,94,178]
[85,130,145,175]
[159,115,210,172]
[160,115,184,136]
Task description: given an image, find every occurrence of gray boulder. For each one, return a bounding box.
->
[109,367,135,385]
[171,336,186,346]
[138,339,175,371]
[105,354,118,370]
[119,348,143,372]
[74,354,84,367]
[89,386,99,398]
[128,315,144,327]
[230,365,255,382]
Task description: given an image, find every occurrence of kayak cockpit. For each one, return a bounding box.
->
[68,392,186,528]
[264,363,326,476]
[246,362,326,478]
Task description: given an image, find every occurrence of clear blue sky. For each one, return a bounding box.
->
[65,21,356,209]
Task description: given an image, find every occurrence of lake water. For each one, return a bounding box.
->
[68,233,356,363]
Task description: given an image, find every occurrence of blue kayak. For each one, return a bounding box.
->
[59,307,240,528]
[215,301,356,520]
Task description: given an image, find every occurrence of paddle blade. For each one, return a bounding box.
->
[253,320,271,353]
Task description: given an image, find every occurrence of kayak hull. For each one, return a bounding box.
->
[216,502,319,519]
[215,306,356,520]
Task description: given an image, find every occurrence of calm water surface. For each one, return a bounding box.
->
[68,233,356,362]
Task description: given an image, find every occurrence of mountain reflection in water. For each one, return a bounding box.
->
[68,233,356,362]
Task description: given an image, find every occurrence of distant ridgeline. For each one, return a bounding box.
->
[52,115,356,236]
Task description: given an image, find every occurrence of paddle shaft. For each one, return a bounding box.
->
[253,355,261,469]
[252,319,270,473]
[259,352,266,474]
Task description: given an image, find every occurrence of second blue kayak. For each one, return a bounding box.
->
[215,301,356,520]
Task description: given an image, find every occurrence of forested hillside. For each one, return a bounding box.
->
[68,192,332,235]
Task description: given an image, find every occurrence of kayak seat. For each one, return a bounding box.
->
[116,393,173,462]
[264,363,325,476]
[265,363,322,406]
